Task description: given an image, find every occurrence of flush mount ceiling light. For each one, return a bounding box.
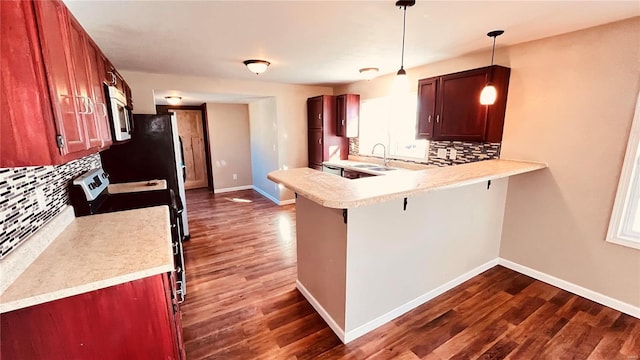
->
[393,0,415,93]
[243,59,270,75]
[480,30,504,105]
[359,67,379,80]
[165,96,182,105]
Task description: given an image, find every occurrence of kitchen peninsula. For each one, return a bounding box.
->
[268,159,547,343]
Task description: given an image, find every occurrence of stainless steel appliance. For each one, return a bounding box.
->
[70,168,186,302]
[100,113,189,238]
[105,86,131,141]
[322,164,343,176]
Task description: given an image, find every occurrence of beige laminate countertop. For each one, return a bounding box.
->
[0,206,173,313]
[108,179,168,194]
[268,159,547,209]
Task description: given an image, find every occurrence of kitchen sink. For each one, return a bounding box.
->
[351,164,378,169]
[369,167,397,171]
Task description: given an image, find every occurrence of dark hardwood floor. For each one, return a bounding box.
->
[182,189,640,360]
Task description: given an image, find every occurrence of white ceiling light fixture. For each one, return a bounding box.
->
[359,67,379,81]
[165,96,182,105]
[243,59,270,75]
[480,30,504,105]
[392,0,415,94]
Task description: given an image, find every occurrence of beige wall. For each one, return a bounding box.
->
[249,98,280,201]
[205,103,252,190]
[337,17,640,308]
[499,18,640,307]
[120,70,332,201]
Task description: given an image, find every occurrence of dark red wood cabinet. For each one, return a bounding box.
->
[307,95,348,169]
[0,0,126,167]
[0,273,185,359]
[416,65,510,142]
[335,94,360,138]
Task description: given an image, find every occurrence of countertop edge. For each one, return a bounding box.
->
[268,159,547,209]
[0,264,173,313]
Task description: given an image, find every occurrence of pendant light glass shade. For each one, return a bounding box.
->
[392,68,410,95]
[480,85,497,105]
[480,30,504,105]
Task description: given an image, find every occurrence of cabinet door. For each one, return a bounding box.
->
[308,129,323,167]
[436,68,489,141]
[86,40,112,147]
[416,79,437,138]
[0,0,58,167]
[34,0,87,154]
[336,94,360,138]
[336,95,346,136]
[307,96,323,129]
[0,274,180,359]
[69,17,102,149]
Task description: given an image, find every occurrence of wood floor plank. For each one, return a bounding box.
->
[182,189,640,360]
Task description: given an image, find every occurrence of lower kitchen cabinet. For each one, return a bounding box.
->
[0,273,185,360]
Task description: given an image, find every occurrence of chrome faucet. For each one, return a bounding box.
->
[371,143,389,167]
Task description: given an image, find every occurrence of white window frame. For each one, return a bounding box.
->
[607,91,640,250]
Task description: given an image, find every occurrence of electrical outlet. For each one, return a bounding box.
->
[35,187,47,210]
[437,149,447,159]
[449,148,457,160]
[233,173,237,180]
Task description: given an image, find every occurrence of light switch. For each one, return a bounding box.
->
[437,149,447,159]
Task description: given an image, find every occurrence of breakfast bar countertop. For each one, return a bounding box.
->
[108,179,168,194]
[268,159,547,209]
[0,206,173,313]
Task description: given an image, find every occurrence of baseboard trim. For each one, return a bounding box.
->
[252,186,280,205]
[213,185,253,194]
[252,186,295,206]
[342,258,500,343]
[498,258,640,319]
[296,280,346,342]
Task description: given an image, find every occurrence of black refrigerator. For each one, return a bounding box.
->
[100,114,190,237]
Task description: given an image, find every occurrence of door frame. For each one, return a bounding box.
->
[156,104,214,191]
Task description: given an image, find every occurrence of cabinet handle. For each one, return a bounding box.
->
[99,103,108,117]
[176,280,185,304]
[436,114,440,123]
[427,115,432,123]
[108,71,117,86]
[86,97,95,115]
[173,242,179,256]
[341,119,345,126]
[318,113,321,120]
[318,138,322,145]
[76,96,89,114]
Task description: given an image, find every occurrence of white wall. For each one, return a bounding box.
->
[205,103,252,191]
[120,70,333,202]
[337,17,640,309]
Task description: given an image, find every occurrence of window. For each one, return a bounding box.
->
[607,91,640,249]
[358,93,428,161]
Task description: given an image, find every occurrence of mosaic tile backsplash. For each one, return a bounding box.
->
[0,154,101,258]
[351,137,501,167]
[428,141,501,167]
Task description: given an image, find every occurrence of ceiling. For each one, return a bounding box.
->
[64,1,639,87]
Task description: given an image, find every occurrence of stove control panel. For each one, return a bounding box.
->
[72,168,110,201]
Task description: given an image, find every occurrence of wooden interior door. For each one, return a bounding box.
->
[172,109,208,189]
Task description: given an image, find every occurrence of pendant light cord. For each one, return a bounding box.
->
[400,5,407,69]
[490,35,496,66]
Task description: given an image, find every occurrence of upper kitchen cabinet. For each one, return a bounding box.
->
[0,0,123,167]
[307,95,348,169]
[335,94,360,138]
[417,65,511,142]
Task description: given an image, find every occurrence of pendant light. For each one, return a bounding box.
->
[392,0,415,94]
[479,30,504,105]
